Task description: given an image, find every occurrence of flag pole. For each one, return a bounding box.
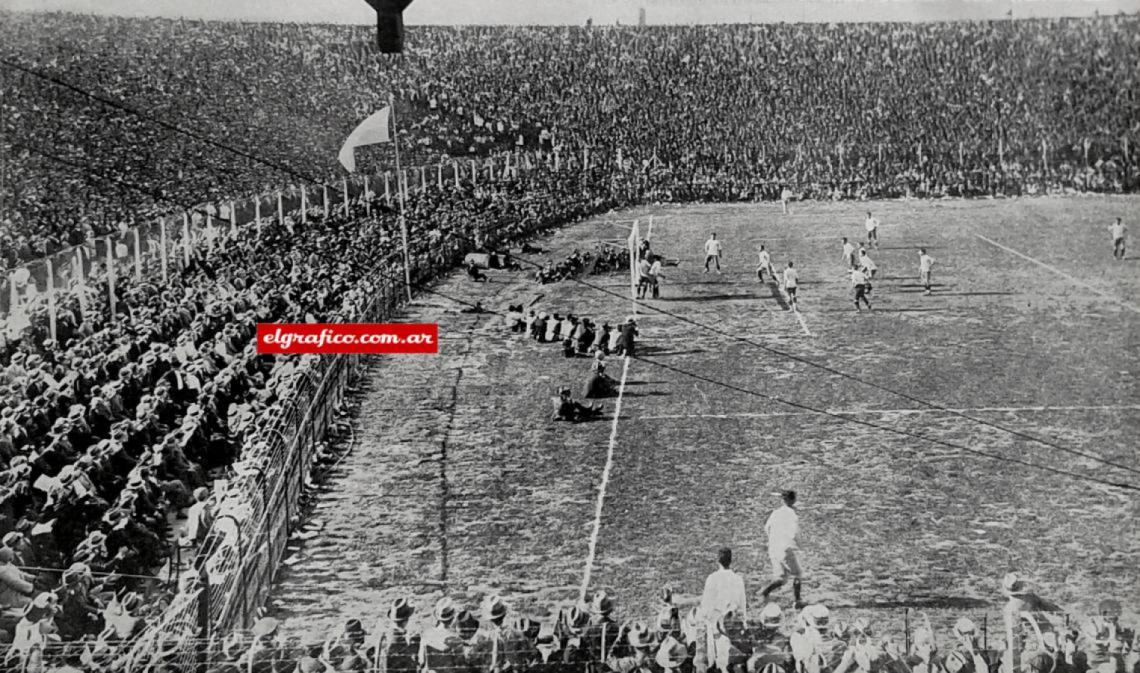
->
[390,93,413,303]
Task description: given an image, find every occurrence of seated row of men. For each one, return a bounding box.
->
[119,578,1138,673]
[506,308,638,359]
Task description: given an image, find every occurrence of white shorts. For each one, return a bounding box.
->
[769,547,803,580]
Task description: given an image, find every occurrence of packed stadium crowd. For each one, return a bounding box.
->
[2,13,1139,268]
[1,6,1139,670]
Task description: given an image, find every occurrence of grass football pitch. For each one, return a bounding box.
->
[268,195,1140,639]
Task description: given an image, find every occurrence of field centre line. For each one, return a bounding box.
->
[578,354,631,602]
[636,403,1140,421]
[975,233,1140,314]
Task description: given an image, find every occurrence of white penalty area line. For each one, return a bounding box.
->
[975,234,1140,315]
[789,301,812,337]
[636,403,1140,422]
[774,282,812,337]
[578,353,631,603]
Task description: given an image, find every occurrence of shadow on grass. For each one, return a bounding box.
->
[670,279,744,286]
[635,347,708,357]
[851,596,995,610]
[655,293,763,302]
[883,308,951,313]
[623,391,672,398]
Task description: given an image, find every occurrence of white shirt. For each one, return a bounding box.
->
[865,216,879,233]
[700,567,747,621]
[649,260,662,276]
[705,239,722,256]
[758,250,771,266]
[842,243,855,259]
[783,268,798,288]
[765,505,800,552]
[851,269,868,285]
[1110,222,1125,239]
[919,254,934,273]
[860,254,877,272]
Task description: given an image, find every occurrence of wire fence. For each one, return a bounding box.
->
[0,148,544,343]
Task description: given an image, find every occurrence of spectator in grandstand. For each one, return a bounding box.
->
[0,546,34,614]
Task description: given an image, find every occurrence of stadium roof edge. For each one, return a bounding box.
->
[2,0,1139,25]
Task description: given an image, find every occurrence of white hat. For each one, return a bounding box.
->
[759,603,783,627]
[801,603,830,629]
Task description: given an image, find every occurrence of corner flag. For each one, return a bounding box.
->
[338,107,392,173]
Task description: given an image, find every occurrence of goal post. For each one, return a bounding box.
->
[628,219,641,303]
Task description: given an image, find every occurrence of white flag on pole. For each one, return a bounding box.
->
[338,107,392,173]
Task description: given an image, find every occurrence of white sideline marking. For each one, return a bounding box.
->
[975,234,1140,314]
[578,355,631,602]
[637,404,1140,422]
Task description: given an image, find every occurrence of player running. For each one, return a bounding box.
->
[850,267,872,310]
[757,244,776,282]
[704,233,723,274]
[859,249,878,280]
[864,211,880,248]
[918,248,935,295]
[1110,217,1126,260]
[783,261,799,312]
[841,237,856,269]
[760,490,804,608]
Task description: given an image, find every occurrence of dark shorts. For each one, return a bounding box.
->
[868,229,878,240]
[786,286,797,297]
[854,284,868,300]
